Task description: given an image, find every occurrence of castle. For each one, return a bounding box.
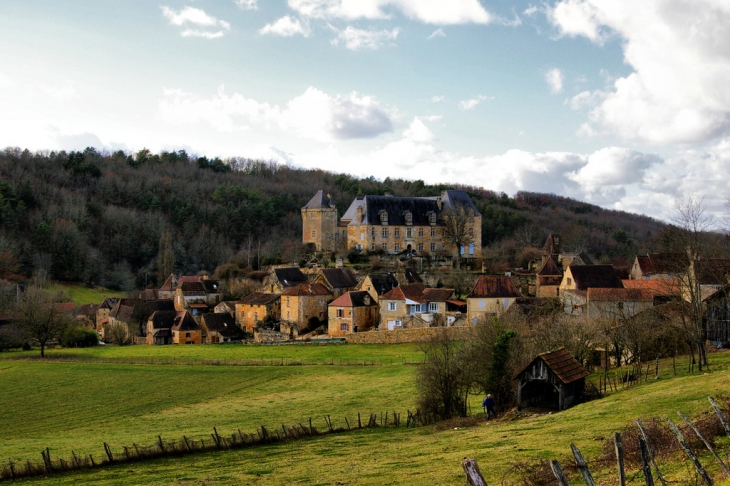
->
[302,190,481,257]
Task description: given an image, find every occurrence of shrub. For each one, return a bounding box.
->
[60,325,99,348]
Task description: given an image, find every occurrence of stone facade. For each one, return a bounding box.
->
[301,190,339,251]
[236,292,280,333]
[327,291,378,337]
[281,283,333,332]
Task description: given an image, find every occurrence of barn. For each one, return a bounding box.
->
[514,347,590,411]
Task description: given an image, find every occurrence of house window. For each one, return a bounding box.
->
[371,242,375,251]
[428,302,439,312]
[287,311,290,319]
[341,323,348,331]
[382,242,387,250]
[418,243,424,252]
[567,278,572,286]
[418,228,424,237]
[337,308,344,317]
[388,302,396,311]
[394,243,400,252]
[312,230,317,238]
[469,243,474,255]
[382,227,388,238]
[394,320,402,327]
[431,227,436,237]
[480,300,485,308]
[254,312,258,322]
[394,228,400,238]
[286,297,290,307]
[618,302,624,310]
[406,228,412,238]
[430,243,436,252]
[185,332,191,338]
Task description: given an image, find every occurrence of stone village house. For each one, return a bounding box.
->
[280,283,333,333]
[327,291,378,337]
[235,292,281,333]
[466,275,523,324]
[378,284,460,330]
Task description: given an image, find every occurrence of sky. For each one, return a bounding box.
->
[1,0,729,223]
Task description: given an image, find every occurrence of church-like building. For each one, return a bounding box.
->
[302,190,481,257]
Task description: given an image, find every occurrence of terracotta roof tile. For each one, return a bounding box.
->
[467,276,522,298]
[329,291,375,307]
[281,283,332,297]
[587,288,655,302]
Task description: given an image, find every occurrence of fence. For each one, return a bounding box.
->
[0,409,430,482]
[3,355,427,367]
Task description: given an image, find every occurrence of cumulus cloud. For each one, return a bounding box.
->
[332,26,399,50]
[159,86,393,142]
[161,6,231,38]
[547,0,730,145]
[235,0,258,9]
[427,28,445,39]
[403,117,434,143]
[260,16,309,36]
[459,95,490,111]
[545,68,563,94]
[430,95,444,102]
[287,0,492,24]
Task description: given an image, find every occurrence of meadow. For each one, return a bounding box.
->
[45,283,128,306]
[1,344,729,485]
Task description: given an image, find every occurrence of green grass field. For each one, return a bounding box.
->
[45,283,128,306]
[1,345,730,485]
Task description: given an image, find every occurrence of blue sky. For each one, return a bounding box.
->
[2,0,730,222]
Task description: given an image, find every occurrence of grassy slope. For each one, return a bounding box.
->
[45,283,128,306]
[2,347,730,485]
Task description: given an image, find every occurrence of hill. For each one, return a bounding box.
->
[0,147,668,290]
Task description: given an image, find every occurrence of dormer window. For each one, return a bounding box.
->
[427,211,437,225]
[379,210,388,225]
[404,211,413,225]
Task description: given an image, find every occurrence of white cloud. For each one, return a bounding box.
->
[459,95,490,111]
[545,68,563,94]
[568,90,604,110]
[235,0,258,10]
[427,28,445,39]
[567,146,660,188]
[158,86,393,142]
[403,117,434,143]
[430,95,444,102]
[288,0,491,25]
[161,6,231,38]
[332,26,399,50]
[422,115,442,122]
[260,16,309,37]
[548,0,730,145]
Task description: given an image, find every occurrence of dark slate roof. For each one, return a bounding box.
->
[147,299,175,312]
[302,190,335,209]
[441,190,481,215]
[320,268,358,289]
[281,283,332,297]
[148,310,177,329]
[537,255,562,276]
[381,284,427,303]
[569,265,623,290]
[245,270,271,282]
[467,276,522,299]
[364,273,399,296]
[99,298,118,310]
[575,251,594,265]
[202,313,245,338]
[515,347,589,384]
[362,195,441,226]
[329,291,376,307]
[76,304,99,316]
[180,281,206,295]
[238,292,281,306]
[110,299,140,319]
[172,311,200,332]
[201,280,221,293]
[274,267,308,287]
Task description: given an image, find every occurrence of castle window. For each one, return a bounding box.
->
[404,212,412,225]
[394,228,400,238]
[382,242,387,250]
[431,227,436,237]
[428,212,437,225]
[430,243,436,252]
[406,228,412,238]
[379,210,388,225]
[370,242,375,251]
[418,243,424,252]
[394,243,400,252]
[382,227,388,238]
[418,228,424,237]
[312,230,317,238]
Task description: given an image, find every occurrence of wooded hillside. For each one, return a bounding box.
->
[0,147,668,288]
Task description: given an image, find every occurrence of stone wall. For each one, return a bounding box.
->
[344,326,472,344]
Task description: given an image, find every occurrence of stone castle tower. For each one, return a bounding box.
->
[301,190,338,251]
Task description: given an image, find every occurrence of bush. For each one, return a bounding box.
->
[60,325,99,348]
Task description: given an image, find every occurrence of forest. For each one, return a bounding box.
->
[0,146,669,290]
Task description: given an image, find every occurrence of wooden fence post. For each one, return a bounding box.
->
[614,432,626,486]
[550,459,570,486]
[158,435,165,455]
[461,458,487,486]
[678,411,730,477]
[666,419,713,485]
[636,419,667,486]
[638,435,655,486]
[570,443,596,486]
[709,396,730,439]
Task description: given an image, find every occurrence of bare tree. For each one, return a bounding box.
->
[440,205,475,270]
[14,288,72,357]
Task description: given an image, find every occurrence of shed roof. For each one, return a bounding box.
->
[467,276,522,299]
[515,347,589,384]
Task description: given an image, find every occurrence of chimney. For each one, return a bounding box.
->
[356,206,364,224]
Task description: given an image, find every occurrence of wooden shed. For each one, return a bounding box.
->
[514,347,589,411]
